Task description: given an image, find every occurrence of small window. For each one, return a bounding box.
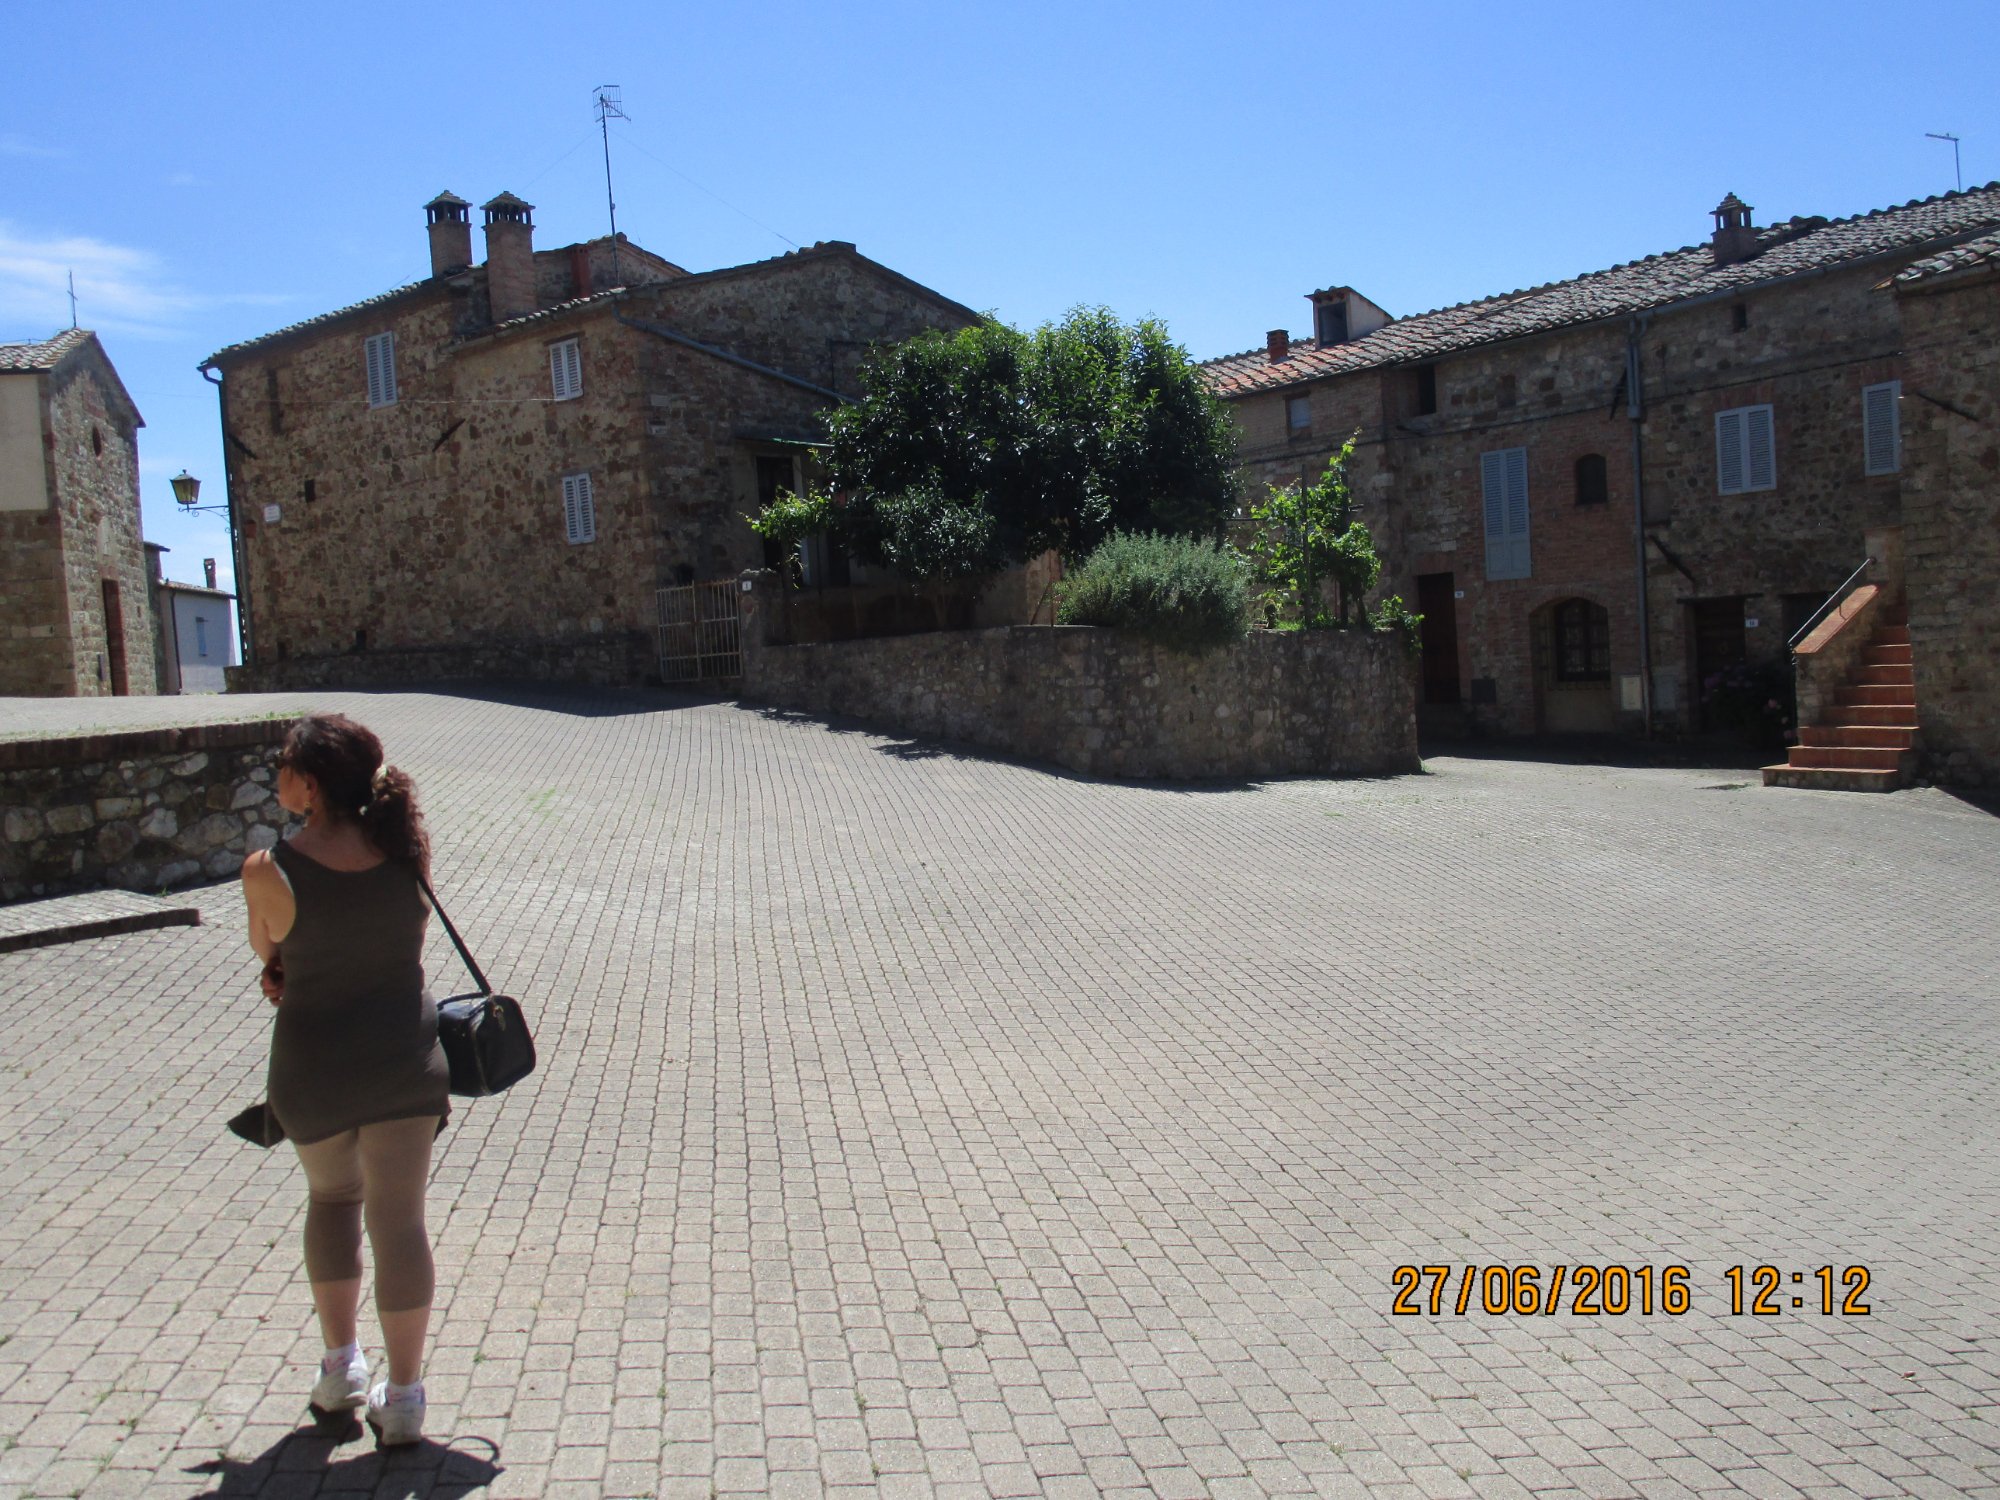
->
[302,477,317,504]
[90,425,103,456]
[1315,301,1348,345]
[1573,453,1609,506]
[364,332,397,408]
[1715,403,1776,494]
[562,472,596,544]
[1286,393,1311,434]
[195,617,209,658]
[550,337,583,401]
[1415,364,1438,416]
[1553,599,1611,682]
[1480,446,1531,581]
[1862,380,1901,476]
[1731,303,1749,332]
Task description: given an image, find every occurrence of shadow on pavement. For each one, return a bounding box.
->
[340,681,719,718]
[183,1421,500,1498]
[1422,731,1771,773]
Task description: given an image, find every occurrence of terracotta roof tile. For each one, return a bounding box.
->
[1892,226,2000,284]
[1203,183,2000,397]
[0,328,94,372]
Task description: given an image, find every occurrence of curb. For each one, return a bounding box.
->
[0,908,203,955]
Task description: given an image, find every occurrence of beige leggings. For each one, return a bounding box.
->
[293,1116,439,1314]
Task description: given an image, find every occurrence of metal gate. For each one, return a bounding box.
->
[657,579,744,682]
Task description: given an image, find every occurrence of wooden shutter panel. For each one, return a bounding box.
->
[1863,381,1900,475]
[1716,409,1744,493]
[563,473,595,543]
[562,475,581,541]
[549,342,565,397]
[566,340,583,398]
[576,473,595,541]
[1482,448,1531,580]
[1745,406,1774,490]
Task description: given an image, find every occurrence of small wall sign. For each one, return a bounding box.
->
[262,504,282,523]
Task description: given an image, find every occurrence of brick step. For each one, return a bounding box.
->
[1799,725,1916,749]
[1873,625,1911,645]
[1762,763,1906,792]
[1857,664,1914,686]
[1785,745,1911,772]
[1836,684,1917,707]
[1823,704,1919,728]
[1864,643,1912,666]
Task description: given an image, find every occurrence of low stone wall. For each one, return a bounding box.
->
[1792,582,1883,731]
[740,578,1418,780]
[1,720,294,901]
[227,631,651,693]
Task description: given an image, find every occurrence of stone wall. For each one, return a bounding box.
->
[1896,261,2000,788]
[738,574,1419,780]
[228,630,649,692]
[48,353,155,696]
[1223,257,1925,736]
[1,720,293,901]
[216,240,977,686]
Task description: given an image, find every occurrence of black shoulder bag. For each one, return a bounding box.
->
[421,873,538,1098]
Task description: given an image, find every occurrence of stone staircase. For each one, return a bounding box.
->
[1763,610,1917,791]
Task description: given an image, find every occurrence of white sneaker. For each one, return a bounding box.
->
[308,1347,369,1420]
[366,1380,425,1449]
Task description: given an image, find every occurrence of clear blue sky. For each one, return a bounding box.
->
[5,0,1995,596]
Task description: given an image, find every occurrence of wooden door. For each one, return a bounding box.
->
[1690,597,1746,730]
[1415,572,1460,704]
[101,579,129,696]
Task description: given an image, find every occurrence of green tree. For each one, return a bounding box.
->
[1247,434,1383,627]
[808,307,1241,573]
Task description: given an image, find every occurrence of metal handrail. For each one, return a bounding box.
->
[1788,556,1874,651]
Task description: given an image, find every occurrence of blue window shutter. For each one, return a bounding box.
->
[1483,447,1530,580]
[1716,409,1744,493]
[1745,406,1774,490]
[1863,382,1900,475]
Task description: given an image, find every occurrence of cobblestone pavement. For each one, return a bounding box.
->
[3,687,1998,1499]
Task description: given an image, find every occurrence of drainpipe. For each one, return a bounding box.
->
[1625,314,1654,737]
[200,365,250,669]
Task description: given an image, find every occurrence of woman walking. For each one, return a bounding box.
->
[240,712,448,1448]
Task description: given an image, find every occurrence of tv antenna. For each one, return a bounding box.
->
[1926,132,1963,193]
[594,84,628,285]
[67,270,77,329]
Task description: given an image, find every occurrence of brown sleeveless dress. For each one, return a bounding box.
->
[267,840,450,1144]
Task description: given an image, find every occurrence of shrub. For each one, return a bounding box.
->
[1056,531,1250,655]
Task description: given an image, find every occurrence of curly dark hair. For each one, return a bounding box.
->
[279,712,431,877]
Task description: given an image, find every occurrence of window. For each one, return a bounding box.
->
[1415,364,1438,416]
[1480,446,1531,580]
[1286,393,1311,434]
[195,616,209,658]
[364,332,397,407]
[1573,453,1608,506]
[302,477,317,504]
[1552,599,1611,682]
[90,425,103,456]
[1715,403,1775,494]
[755,455,796,571]
[1731,303,1749,332]
[1862,380,1901,476]
[1315,301,1347,345]
[561,472,596,544]
[550,337,583,401]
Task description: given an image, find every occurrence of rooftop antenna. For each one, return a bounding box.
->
[594,84,628,286]
[1926,132,1963,193]
[66,270,77,329]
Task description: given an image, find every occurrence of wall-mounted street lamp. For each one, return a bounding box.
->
[170,469,229,515]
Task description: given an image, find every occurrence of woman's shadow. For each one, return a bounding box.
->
[181,1415,501,1498]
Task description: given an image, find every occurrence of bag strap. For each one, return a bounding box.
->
[416,871,492,997]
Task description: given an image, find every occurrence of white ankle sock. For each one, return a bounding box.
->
[322,1341,360,1373]
[385,1378,423,1403]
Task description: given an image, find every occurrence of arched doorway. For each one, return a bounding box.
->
[1533,597,1616,732]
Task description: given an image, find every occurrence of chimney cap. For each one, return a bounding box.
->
[481,191,535,227]
[1265,329,1290,363]
[1712,192,1753,227]
[426,189,471,209]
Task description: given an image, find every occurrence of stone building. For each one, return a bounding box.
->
[202,192,980,687]
[1203,184,2000,754]
[0,330,156,697]
[1889,230,2000,787]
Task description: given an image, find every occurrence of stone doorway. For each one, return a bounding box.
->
[1533,597,1616,732]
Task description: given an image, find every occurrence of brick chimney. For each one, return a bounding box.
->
[1266,329,1290,363]
[425,190,472,277]
[482,192,537,322]
[203,558,217,589]
[1711,193,1758,266]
